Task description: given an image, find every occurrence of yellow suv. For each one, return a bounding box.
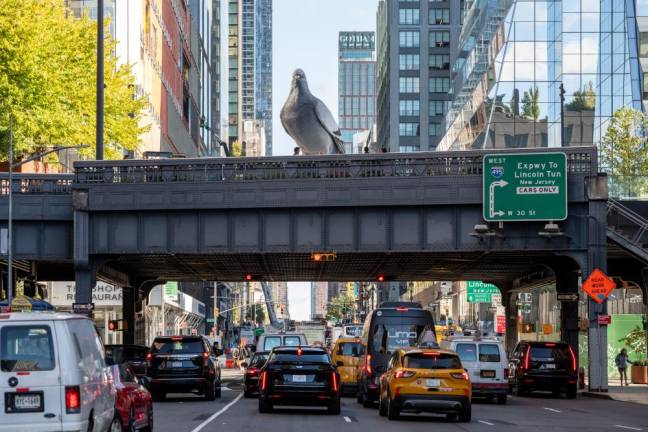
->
[331,338,363,395]
[379,348,471,422]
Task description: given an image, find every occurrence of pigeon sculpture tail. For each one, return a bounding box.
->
[280,69,345,155]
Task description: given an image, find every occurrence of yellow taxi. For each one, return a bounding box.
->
[378,348,471,422]
[331,337,364,395]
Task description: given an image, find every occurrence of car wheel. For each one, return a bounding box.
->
[258,397,272,413]
[328,399,341,415]
[215,380,222,399]
[244,390,254,398]
[386,392,399,420]
[205,380,217,401]
[566,384,577,399]
[458,403,472,423]
[378,392,387,417]
[110,416,124,432]
[496,394,508,405]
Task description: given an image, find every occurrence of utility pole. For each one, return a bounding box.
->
[7,115,13,306]
[96,0,104,160]
[559,83,566,147]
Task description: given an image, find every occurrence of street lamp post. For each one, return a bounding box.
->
[96,0,104,160]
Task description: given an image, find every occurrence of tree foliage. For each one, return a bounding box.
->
[0,0,147,161]
[601,107,648,177]
[325,292,356,323]
[521,86,540,121]
[565,81,596,112]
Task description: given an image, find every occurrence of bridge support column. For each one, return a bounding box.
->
[74,267,95,305]
[122,286,136,345]
[556,270,580,360]
[73,192,94,306]
[500,282,518,354]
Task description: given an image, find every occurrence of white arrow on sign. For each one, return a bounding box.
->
[489,180,508,219]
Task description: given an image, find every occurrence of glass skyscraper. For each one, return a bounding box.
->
[338,32,377,153]
[439,0,644,154]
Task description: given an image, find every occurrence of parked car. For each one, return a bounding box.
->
[244,351,270,397]
[258,346,341,414]
[378,347,472,422]
[440,336,508,404]
[256,333,307,353]
[508,340,578,398]
[331,337,363,395]
[146,335,222,401]
[111,363,153,432]
[105,344,149,377]
[0,312,116,432]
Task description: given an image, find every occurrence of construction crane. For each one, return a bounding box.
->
[260,282,279,327]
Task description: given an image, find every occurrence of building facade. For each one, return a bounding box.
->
[227,0,272,154]
[311,282,328,319]
[338,31,377,153]
[376,0,463,152]
[211,0,221,145]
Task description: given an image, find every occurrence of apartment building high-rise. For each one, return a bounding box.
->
[376,0,463,152]
[338,31,377,153]
[311,282,328,320]
[227,0,272,154]
[211,0,221,145]
[67,0,212,157]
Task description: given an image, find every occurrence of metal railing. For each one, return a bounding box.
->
[0,174,74,195]
[74,147,597,185]
[607,198,648,249]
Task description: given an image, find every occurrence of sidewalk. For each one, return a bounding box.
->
[583,379,648,405]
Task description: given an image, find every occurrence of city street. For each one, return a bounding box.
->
[153,372,648,432]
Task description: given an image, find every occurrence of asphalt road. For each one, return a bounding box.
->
[153,372,648,432]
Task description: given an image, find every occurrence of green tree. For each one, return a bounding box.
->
[601,107,648,176]
[521,86,540,121]
[0,0,147,161]
[325,292,356,323]
[230,140,243,157]
[565,81,596,111]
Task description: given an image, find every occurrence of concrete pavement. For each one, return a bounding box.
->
[152,374,648,432]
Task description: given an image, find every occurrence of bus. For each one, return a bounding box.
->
[356,302,436,406]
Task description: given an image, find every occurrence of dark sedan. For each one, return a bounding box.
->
[244,351,270,397]
[258,346,341,414]
[105,344,149,377]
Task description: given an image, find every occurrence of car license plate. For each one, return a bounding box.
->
[426,379,441,387]
[292,375,307,382]
[170,361,183,368]
[543,364,556,369]
[481,370,496,378]
[6,392,43,413]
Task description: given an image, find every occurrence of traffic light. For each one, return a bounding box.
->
[377,275,385,282]
[311,252,337,262]
[245,274,253,281]
[108,320,119,332]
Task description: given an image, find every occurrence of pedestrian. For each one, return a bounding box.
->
[615,348,630,386]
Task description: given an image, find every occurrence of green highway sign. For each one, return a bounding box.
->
[468,293,492,303]
[467,281,500,303]
[483,153,567,222]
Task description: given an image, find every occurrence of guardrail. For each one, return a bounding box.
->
[74,147,597,185]
[0,174,74,195]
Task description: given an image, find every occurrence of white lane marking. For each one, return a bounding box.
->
[615,425,642,431]
[344,416,352,423]
[543,407,562,413]
[191,393,243,432]
[479,420,495,426]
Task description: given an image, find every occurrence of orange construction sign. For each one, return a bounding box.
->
[582,268,616,304]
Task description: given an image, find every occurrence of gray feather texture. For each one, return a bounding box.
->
[280,69,345,155]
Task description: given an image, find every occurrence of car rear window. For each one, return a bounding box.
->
[479,344,501,362]
[337,342,362,356]
[251,353,269,367]
[530,345,569,365]
[404,353,462,369]
[455,343,477,362]
[0,325,55,372]
[153,339,204,354]
[283,336,301,346]
[263,336,282,351]
[270,351,329,364]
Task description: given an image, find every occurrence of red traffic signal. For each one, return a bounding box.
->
[108,320,119,332]
[377,275,385,282]
[245,274,253,281]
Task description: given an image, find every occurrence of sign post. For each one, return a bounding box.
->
[483,153,567,222]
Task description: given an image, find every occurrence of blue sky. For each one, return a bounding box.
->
[271,0,377,320]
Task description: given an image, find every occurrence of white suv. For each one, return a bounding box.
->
[0,312,116,432]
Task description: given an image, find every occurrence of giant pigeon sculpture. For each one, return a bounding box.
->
[280,69,345,155]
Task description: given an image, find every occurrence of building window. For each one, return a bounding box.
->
[399,77,420,93]
[399,54,420,70]
[429,122,442,136]
[429,100,445,116]
[429,8,450,25]
[429,31,450,47]
[429,54,450,70]
[399,122,420,136]
[399,8,420,25]
[399,100,420,116]
[399,31,420,48]
[430,77,450,93]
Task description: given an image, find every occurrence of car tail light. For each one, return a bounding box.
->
[364,354,372,377]
[524,345,531,370]
[260,371,268,391]
[544,343,556,347]
[65,386,81,414]
[331,372,338,392]
[247,367,260,376]
[297,347,303,356]
[146,352,153,365]
[423,352,440,357]
[203,352,210,366]
[172,336,183,341]
[451,372,469,380]
[394,370,415,379]
[568,345,577,372]
[395,307,409,312]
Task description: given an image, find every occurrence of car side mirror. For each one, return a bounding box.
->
[336,360,344,367]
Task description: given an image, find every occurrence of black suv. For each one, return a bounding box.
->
[258,347,341,414]
[146,336,222,401]
[508,341,578,398]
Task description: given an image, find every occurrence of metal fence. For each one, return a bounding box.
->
[0,174,74,195]
[74,147,597,185]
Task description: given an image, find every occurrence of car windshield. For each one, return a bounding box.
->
[1,325,55,372]
[337,342,362,356]
[479,344,501,362]
[455,343,477,362]
[404,353,462,369]
[153,339,204,354]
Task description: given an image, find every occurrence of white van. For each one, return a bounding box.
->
[256,333,307,353]
[0,312,116,432]
[441,336,509,404]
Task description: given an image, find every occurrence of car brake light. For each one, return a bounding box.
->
[332,372,338,392]
[544,343,556,347]
[146,352,153,365]
[297,347,303,356]
[422,352,440,357]
[395,370,415,379]
[524,345,531,369]
[260,371,268,391]
[451,372,470,380]
[171,336,183,341]
[364,354,373,376]
[247,367,260,376]
[65,386,80,414]
[395,307,409,312]
[568,346,577,371]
